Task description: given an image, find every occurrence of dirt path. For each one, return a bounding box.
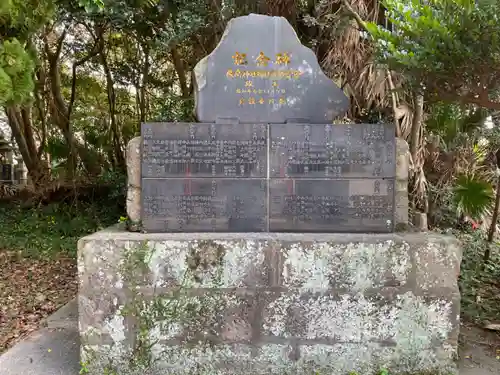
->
[459,324,500,374]
[0,251,77,353]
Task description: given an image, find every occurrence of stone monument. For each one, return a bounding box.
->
[79,14,461,375]
[0,138,14,184]
[138,12,398,234]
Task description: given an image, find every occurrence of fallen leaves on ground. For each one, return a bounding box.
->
[0,250,77,353]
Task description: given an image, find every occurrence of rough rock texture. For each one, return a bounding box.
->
[78,228,461,375]
[395,138,410,230]
[126,137,141,223]
[193,13,349,123]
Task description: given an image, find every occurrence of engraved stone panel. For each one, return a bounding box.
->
[194,14,349,123]
[269,179,394,232]
[142,122,267,178]
[142,178,267,232]
[270,123,395,179]
[1,164,12,181]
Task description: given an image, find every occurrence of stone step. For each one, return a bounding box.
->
[44,298,78,331]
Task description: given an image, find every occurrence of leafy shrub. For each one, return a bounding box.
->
[458,231,500,324]
[453,174,494,221]
[0,198,123,258]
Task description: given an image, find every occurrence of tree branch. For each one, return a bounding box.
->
[171,46,190,98]
[341,0,369,32]
[386,70,402,137]
[68,40,101,122]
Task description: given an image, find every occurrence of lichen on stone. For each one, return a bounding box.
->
[79,233,460,375]
[282,240,411,293]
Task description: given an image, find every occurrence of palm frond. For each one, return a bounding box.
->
[453,174,494,221]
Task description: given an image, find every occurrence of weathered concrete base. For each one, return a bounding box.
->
[78,227,461,375]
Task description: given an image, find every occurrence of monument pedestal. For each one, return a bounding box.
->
[78,227,461,375]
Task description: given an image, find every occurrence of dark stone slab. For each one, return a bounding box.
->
[270,123,395,178]
[1,164,12,181]
[142,122,267,178]
[269,179,395,232]
[194,14,349,124]
[142,178,267,232]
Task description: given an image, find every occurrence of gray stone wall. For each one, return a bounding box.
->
[78,229,460,375]
[126,137,141,224]
[125,136,410,229]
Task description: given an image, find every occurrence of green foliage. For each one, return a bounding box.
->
[0,0,54,105]
[156,95,195,122]
[0,39,34,105]
[78,0,105,13]
[453,174,494,221]
[365,0,500,106]
[0,0,55,37]
[426,103,487,145]
[458,230,500,324]
[97,169,127,200]
[0,193,123,258]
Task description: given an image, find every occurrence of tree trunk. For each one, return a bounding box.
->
[45,29,103,177]
[485,174,500,262]
[98,37,125,170]
[139,46,150,123]
[410,93,424,165]
[171,46,190,98]
[45,33,81,178]
[5,106,48,184]
[386,70,402,137]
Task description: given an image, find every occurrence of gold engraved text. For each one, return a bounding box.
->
[236,97,288,106]
[226,69,302,80]
[275,52,291,65]
[256,52,271,66]
[232,52,247,65]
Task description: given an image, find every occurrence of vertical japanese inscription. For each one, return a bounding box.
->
[142,179,267,232]
[142,123,267,178]
[270,123,395,179]
[141,123,268,232]
[268,123,395,232]
[227,51,300,108]
[141,122,396,233]
[269,179,395,232]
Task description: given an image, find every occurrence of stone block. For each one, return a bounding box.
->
[78,229,461,375]
[413,233,462,292]
[395,138,410,229]
[262,291,459,344]
[279,239,411,292]
[298,342,457,375]
[79,229,271,290]
[395,188,409,229]
[396,137,410,180]
[126,137,141,223]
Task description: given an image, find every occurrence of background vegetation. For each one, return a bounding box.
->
[0,0,499,352]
